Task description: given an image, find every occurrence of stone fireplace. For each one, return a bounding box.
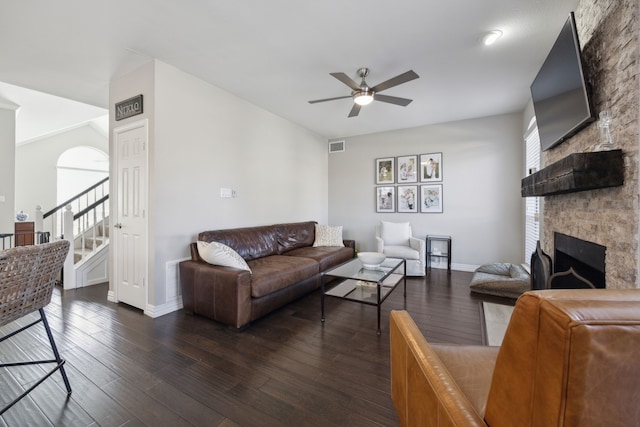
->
[540,0,639,290]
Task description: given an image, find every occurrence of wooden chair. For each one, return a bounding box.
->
[0,240,71,415]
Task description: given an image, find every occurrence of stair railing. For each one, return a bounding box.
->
[73,195,109,263]
[37,177,109,242]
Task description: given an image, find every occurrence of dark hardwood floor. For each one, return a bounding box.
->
[0,269,500,427]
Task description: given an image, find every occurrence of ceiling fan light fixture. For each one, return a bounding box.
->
[353,92,374,106]
[482,30,503,46]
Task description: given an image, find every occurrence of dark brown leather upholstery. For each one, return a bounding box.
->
[199,224,279,261]
[248,255,319,298]
[180,221,355,330]
[276,221,317,253]
[391,289,640,427]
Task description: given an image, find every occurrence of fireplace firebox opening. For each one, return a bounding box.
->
[553,233,606,289]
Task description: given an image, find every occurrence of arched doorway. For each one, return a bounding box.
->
[57,146,108,205]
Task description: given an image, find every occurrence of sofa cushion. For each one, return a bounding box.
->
[431,344,500,418]
[313,225,344,247]
[276,221,316,253]
[284,245,354,271]
[199,225,278,261]
[381,245,420,260]
[248,255,319,298]
[380,221,411,245]
[197,241,251,272]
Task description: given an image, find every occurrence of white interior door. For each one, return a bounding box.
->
[114,119,148,310]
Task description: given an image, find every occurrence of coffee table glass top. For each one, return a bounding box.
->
[324,257,403,281]
[323,257,405,304]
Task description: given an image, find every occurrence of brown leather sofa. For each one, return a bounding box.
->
[390,289,640,426]
[179,221,354,330]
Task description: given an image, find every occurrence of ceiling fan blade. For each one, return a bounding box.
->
[371,70,419,93]
[330,72,362,91]
[374,94,413,106]
[308,95,352,104]
[348,103,361,117]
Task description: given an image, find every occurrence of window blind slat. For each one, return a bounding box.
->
[524,127,540,263]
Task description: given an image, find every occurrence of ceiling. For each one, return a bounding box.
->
[0,0,579,140]
[0,81,108,144]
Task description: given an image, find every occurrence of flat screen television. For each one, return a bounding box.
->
[530,12,595,151]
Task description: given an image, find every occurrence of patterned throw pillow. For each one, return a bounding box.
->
[197,241,252,273]
[313,225,344,247]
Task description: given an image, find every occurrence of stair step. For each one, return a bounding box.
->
[74,236,107,249]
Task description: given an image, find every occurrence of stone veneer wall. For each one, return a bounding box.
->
[542,0,639,289]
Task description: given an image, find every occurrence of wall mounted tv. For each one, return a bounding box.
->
[530,12,595,151]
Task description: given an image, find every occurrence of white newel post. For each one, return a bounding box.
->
[34,205,43,238]
[63,205,75,290]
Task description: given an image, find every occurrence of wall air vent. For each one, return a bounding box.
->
[329,140,345,153]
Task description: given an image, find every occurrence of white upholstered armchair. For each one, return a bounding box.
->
[375,221,425,277]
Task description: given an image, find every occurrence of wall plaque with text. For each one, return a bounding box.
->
[115,94,143,121]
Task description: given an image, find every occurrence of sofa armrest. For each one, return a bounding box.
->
[375,236,384,252]
[179,259,252,329]
[409,236,426,257]
[343,239,355,250]
[390,310,487,427]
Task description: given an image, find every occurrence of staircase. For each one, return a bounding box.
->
[36,177,110,289]
[73,216,109,263]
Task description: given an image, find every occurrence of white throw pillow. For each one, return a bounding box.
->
[380,221,411,246]
[313,225,344,247]
[197,241,252,273]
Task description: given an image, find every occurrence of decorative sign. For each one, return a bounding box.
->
[115,94,143,121]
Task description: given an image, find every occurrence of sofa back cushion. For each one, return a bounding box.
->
[199,225,278,261]
[380,221,412,246]
[276,221,317,254]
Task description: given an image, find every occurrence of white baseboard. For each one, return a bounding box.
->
[144,297,183,318]
[429,263,479,272]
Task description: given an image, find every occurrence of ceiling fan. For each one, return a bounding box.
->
[308,67,419,117]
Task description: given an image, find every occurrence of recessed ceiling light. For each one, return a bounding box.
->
[482,30,503,46]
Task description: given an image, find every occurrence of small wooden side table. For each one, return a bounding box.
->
[14,221,35,246]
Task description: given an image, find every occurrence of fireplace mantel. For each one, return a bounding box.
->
[521,149,623,197]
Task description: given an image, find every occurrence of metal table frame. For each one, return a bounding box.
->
[321,257,406,335]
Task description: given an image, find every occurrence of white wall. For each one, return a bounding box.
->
[109,60,155,306]
[110,60,328,309]
[329,113,524,270]
[14,124,108,220]
[0,104,17,234]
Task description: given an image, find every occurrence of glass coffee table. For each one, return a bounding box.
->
[321,257,406,335]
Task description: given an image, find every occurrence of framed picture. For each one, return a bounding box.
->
[421,184,443,213]
[397,155,418,183]
[420,152,443,182]
[376,186,395,212]
[376,157,395,184]
[397,185,418,213]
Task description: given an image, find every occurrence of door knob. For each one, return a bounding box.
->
[114,223,122,229]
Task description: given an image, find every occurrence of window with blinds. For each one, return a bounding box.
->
[524,125,540,264]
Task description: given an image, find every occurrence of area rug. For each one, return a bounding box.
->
[482,302,514,346]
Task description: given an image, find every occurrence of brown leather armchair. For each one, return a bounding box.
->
[390,289,640,426]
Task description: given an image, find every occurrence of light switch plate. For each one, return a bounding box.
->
[220,188,233,198]
[0,195,4,202]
